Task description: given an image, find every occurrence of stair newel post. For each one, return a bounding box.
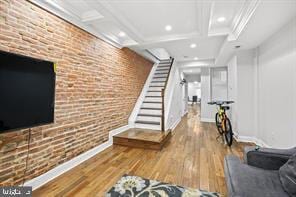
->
[161,88,165,131]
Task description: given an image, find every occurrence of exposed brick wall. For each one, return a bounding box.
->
[0,0,153,185]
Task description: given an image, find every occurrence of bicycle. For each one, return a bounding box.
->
[208,101,234,146]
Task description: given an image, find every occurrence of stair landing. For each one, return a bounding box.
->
[113,128,171,150]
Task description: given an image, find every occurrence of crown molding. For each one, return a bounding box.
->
[228,0,260,41]
[133,31,201,47]
[29,0,123,49]
[93,0,145,44]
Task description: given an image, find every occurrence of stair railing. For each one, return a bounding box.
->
[161,58,174,131]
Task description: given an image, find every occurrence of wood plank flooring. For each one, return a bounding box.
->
[34,105,253,196]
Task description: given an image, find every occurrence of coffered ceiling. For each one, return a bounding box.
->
[31,0,296,65]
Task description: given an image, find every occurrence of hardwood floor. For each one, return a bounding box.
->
[34,105,252,196]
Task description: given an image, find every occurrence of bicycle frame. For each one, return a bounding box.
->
[217,106,227,132]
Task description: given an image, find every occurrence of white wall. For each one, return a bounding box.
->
[186,74,201,82]
[227,56,238,133]
[200,67,229,122]
[256,17,296,148]
[211,67,228,100]
[188,82,201,100]
[179,69,188,116]
[228,17,296,148]
[236,50,256,138]
[165,62,186,130]
[200,68,216,122]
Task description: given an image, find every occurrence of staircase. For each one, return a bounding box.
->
[134,58,174,131]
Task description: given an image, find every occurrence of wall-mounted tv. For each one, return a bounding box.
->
[0,51,56,133]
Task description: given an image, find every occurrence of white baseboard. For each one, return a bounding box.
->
[182,110,188,117]
[169,117,181,131]
[200,118,215,123]
[24,125,130,190]
[234,134,271,148]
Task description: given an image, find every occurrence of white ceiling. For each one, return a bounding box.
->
[209,0,245,36]
[105,0,200,40]
[31,0,296,65]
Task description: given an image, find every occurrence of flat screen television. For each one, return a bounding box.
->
[0,51,56,133]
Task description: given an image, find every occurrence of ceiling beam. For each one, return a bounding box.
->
[29,0,123,48]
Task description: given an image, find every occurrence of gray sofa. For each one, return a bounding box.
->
[224,146,296,197]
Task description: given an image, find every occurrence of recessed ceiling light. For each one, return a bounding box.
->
[118,31,126,37]
[190,43,197,48]
[194,81,198,84]
[194,57,198,60]
[217,17,226,22]
[165,25,172,31]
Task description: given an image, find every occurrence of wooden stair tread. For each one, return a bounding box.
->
[156,68,170,71]
[138,114,161,117]
[149,85,164,87]
[135,120,160,125]
[146,95,161,98]
[113,129,172,150]
[140,107,162,110]
[147,91,162,93]
[153,77,167,79]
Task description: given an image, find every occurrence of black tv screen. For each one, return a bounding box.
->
[0,51,56,133]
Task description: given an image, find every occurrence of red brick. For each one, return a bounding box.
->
[0,0,152,185]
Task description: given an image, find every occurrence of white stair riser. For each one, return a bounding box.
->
[152,78,166,82]
[139,109,161,115]
[136,116,161,122]
[142,103,162,108]
[155,69,170,73]
[153,73,168,78]
[155,67,170,72]
[145,97,162,102]
[146,92,161,97]
[157,66,170,69]
[135,123,161,130]
[159,61,171,64]
[149,87,165,91]
[155,70,169,74]
[150,82,165,86]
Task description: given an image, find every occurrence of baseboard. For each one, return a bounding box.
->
[169,117,181,131]
[24,125,130,190]
[234,134,271,148]
[182,110,188,117]
[200,118,215,123]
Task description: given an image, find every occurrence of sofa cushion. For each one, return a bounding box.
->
[224,155,289,197]
[244,146,295,170]
[279,153,296,196]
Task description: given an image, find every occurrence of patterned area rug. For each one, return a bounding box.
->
[106,175,220,197]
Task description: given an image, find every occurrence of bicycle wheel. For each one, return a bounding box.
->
[224,117,233,146]
[215,113,223,135]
